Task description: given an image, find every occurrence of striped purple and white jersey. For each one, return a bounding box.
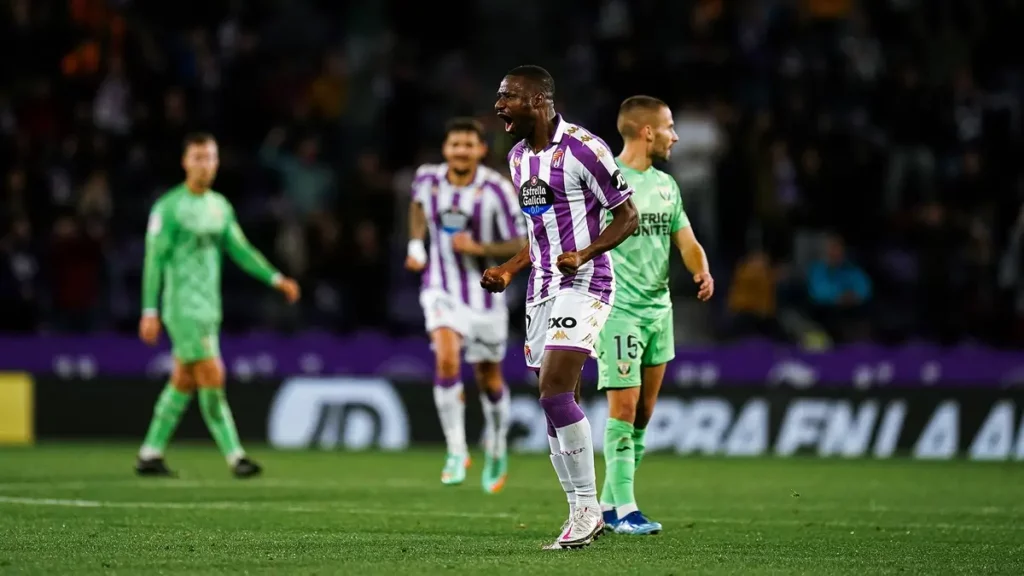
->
[412,163,526,312]
[507,115,634,306]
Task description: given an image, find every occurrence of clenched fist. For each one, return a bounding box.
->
[480,266,512,293]
[556,251,583,275]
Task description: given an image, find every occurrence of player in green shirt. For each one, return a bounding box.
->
[597,97,714,534]
[135,133,301,478]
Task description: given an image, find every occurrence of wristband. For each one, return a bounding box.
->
[407,239,427,264]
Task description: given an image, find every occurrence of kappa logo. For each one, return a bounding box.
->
[617,361,631,377]
[588,316,600,328]
[579,135,592,143]
[591,301,604,310]
[513,155,521,168]
[552,330,569,341]
[658,186,673,201]
[582,333,594,345]
[552,149,564,168]
[566,126,579,134]
[596,148,606,158]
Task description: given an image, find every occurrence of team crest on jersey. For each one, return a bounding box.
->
[440,208,470,233]
[551,150,564,168]
[658,186,673,201]
[520,176,554,216]
[617,361,631,377]
[524,344,532,361]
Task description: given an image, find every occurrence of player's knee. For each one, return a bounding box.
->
[170,363,196,393]
[193,359,225,388]
[435,353,461,379]
[607,389,639,423]
[473,362,503,394]
[538,352,586,397]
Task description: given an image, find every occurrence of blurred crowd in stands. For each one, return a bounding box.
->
[2,0,1024,348]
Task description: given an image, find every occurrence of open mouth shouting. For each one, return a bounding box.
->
[496,111,515,134]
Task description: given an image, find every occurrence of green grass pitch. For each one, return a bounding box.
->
[1,444,1023,575]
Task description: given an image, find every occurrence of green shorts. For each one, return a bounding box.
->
[164,320,220,364]
[596,309,675,390]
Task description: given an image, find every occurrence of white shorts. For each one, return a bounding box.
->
[420,290,508,364]
[523,290,612,369]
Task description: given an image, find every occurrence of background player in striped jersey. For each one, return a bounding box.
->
[597,96,713,535]
[483,65,639,549]
[405,118,527,492]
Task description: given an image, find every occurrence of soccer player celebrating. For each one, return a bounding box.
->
[135,133,300,478]
[483,65,639,549]
[597,96,713,534]
[405,118,527,492]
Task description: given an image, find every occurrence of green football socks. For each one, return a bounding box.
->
[601,418,637,512]
[633,426,647,470]
[140,383,191,458]
[198,388,245,464]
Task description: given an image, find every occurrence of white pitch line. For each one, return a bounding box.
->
[0,496,1019,532]
[0,496,514,519]
[1,480,1021,518]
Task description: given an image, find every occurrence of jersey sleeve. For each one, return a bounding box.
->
[670,178,691,233]
[571,136,633,210]
[222,200,281,286]
[141,200,176,315]
[410,165,434,204]
[488,179,527,241]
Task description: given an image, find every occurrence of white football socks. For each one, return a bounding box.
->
[553,416,599,508]
[480,388,511,458]
[548,434,576,515]
[433,382,467,456]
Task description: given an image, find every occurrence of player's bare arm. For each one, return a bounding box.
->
[673,226,713,301]
[406,200,428,272]
[480,242,531,293]
[453,232,526,258]
[557,199,639,275]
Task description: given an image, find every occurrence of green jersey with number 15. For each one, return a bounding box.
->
[605,158,690,320]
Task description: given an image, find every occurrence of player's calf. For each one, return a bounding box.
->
[539,350,601,542]
[431,328,468,485]
[136,362,195,477]
[600,388,640,529]
[474,362,509,494]
[192,359,252,474]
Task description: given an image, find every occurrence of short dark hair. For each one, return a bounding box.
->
[183,132,216,150]
[506,65,555,99]
[617,95,669,138]
[444,117,485,141]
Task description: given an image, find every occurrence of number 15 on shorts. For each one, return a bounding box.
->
[597,321,644,389]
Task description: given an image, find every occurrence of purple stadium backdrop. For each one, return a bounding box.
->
[3,334,1024,387]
